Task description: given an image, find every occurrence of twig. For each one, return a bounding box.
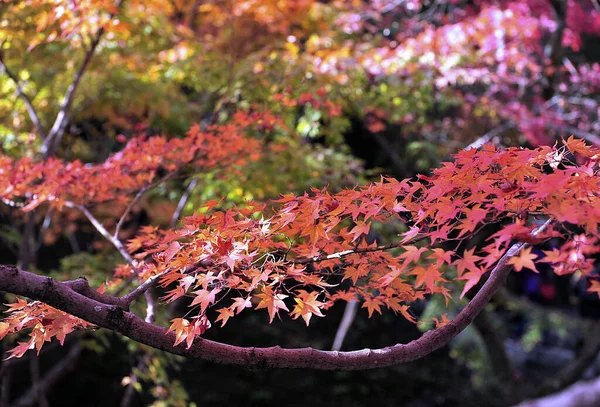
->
[35,208,54,252]
[121,270,170,307]
[292,237,425,265]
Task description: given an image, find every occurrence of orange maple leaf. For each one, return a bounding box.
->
[508,247,539,272]
[255,286,289,323]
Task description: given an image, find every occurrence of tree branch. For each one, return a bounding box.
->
[66,202,134,263]
[465,123,514,150]
[114,172,177,239]
[0,54,47,139]
[169,178,198,228]
[0,219,550,369]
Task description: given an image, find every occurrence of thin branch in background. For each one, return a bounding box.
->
[549,125,600,146]
[514,375,600,407]
[28,357,49,407]
[66,202,134,263]
[169,178,198,228]
[331,300,358,351]
[35,208,54,252]
[472,306,519,402]
[536,324,600,397]
[465,122,514,150]
[144,290,156,324]
[120,354,151,407]
[12,345,83,407]
[67,231,81,254]
[0,53,47,140]
[371,131,408,176]
[114,172,177,239]
[41,0,125,157]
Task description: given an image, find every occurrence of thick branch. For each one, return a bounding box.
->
[0,220,545,369]
[0,54,47,139]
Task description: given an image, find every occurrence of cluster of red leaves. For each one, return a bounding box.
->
[117,137,600,348]
[0,298,93,359]
[0,111,279,211]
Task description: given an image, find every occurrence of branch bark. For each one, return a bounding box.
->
[0,219,550,369]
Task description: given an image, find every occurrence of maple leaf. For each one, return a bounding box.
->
[399,225,420,244]
[255,286,289,323]
[289,290,325,326]
[5,341,35,360]
[190,288,221,313]
[508,247,539,272]
[587,280,600,298]
[432,314,450,328]
[564,136,594,157]
[458,267,486,299]
[349,221,370,242]
[215,307,235,327]
[231,297,253,314]
[378,265,402,287]
[399,245,428,265]
[452,248,482,278]
[361,296,383,317]
[167,318,190,347]
[0,322,10,340]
